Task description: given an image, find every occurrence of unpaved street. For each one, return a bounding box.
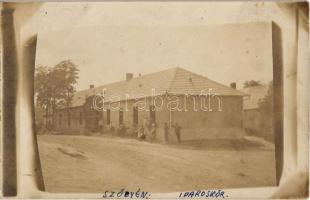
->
[37,135,276,193]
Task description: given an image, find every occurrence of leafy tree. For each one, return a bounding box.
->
[35,60,79,129]
[35,65,53,128]
[258,81,273,112]
[243,80,262,88]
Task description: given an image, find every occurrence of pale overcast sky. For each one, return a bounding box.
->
[30,2,273,91]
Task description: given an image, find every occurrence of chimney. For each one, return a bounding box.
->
[126,73,133,81]
[230,82,236,89]
[90,84,94,89]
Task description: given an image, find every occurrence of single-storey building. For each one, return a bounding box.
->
[53,67,245,141]
[240,85,274,141]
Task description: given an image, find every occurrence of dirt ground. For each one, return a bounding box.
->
[37,134,276,193]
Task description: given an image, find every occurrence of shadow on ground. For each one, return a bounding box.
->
[168,138,272,151]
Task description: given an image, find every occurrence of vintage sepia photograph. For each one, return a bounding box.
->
[0,1,309,199]
[32,3,277,193]
[1,1,309,199]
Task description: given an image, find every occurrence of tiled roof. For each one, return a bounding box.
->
[71,67,245,107]
[240,85,269,110]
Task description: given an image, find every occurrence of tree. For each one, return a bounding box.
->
[35,60,79,129]
[243,80,262,88]
[35,65,54,129]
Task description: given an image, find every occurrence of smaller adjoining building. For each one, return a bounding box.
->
[240,85,274,142]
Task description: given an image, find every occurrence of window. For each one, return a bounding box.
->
[59,114,62,125]
[68,112,71,128]
[79,112,83,125]
[244,95,251,100]
[95,117,99,126]
[119,108,123,125]
[106,109,110,125]
[150,105,156,122]
[133,106,138,124]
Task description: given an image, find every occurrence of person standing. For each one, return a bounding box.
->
[150,121,157,142]
[174,122,182,143]
[143,117,149,137]
[137,125,145,140]
[164,122,170,142]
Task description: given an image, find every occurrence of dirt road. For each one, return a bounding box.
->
[37,135,276,193]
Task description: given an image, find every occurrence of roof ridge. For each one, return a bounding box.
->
[166,67,180,93]
[76,67,180,94]
[168,67,201,93]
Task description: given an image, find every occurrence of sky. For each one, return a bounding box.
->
[31,2,274,91]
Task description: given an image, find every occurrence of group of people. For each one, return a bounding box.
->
[136,117,157,142]
[136,117,182,143]
[164,122,182,143]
